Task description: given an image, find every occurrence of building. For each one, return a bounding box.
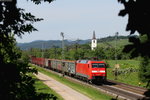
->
[91,31,97,50]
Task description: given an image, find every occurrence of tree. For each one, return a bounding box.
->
[105,47,115,60]
[118,0,150,57]
[93,47,106,60]
[0,0,56,99]
[118,0,150,89]
[139,56,150,88]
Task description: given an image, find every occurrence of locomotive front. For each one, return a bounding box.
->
[89,61,107,82]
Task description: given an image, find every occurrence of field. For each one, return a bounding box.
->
[106,59,147,87]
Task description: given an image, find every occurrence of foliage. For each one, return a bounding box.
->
[93,47,106,59]
[118,0,150,36]
[118,0,150,57]
[0,0,54,99]
[118,0,150,91]
[31,0,54,4]
[0,36,43,100]
[139,56,150,88]
[27,41,132,60]
[20,51,30,63]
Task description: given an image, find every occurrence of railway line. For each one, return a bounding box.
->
[108,80,148,95]
[36,65,150,100]
[66,75,150,100]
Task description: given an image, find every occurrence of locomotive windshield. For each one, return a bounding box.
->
[92,63,105,68]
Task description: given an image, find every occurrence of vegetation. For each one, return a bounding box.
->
[31,74,64,100]
[106,60,148,87]
[24,36,131,60]
[118,0,150,89]
[139,57,150,88]
[0,0,58,100]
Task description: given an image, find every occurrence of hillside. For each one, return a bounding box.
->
[17,35,130,50]
[98,38,130,48]
[97,35,130,48]
[17,39,91,50]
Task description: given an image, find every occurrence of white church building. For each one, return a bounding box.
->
[91,31,97,50]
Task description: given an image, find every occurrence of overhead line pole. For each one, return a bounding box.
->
[115,32,119,64]
[61,32,65,76]
[115,32,119,80]
[42,42,44,67]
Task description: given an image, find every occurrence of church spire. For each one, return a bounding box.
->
[91,30,97,50]
[92,31,96,39]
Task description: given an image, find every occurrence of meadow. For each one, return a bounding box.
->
[106,59,147,87]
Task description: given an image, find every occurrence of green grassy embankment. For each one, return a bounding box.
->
[106,60,147,87]
[31,74,64,100]
[31,64,115,100]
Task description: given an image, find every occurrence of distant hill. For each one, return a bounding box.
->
[97,35,130,48]
[17,39,91,50]
[97,35,128,42]
[17,35,130,50]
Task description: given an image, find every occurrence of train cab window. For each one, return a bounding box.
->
[79,60,88,64]
[92,63,105,68]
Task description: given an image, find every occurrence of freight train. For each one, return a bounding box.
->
[31,56,107,83]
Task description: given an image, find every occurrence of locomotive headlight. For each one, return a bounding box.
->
[92,70,105,73]
[99,70,105,73]
[92,70,98,73]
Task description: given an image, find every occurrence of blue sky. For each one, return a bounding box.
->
[16,0,129,43]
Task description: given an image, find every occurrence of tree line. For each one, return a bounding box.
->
[25,43,131,60]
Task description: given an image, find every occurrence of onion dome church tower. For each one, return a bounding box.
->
[91,31,97,50]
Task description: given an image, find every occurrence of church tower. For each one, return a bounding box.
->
[91,31,97,50]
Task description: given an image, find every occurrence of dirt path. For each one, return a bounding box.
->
[35,72,92,100]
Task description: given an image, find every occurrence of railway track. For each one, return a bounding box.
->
[66,76,150,100]
[36,65,150,100]
[98,83,149,100]
[107,79,148,95]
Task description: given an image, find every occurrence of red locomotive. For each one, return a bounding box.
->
[76,60,106,83]
[31,56,107,83]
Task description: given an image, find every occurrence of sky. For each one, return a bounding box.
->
[16,0,129,43]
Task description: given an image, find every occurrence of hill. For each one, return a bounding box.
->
[17,39,91,50]
[17,35,130,50]
[97,35,130,48]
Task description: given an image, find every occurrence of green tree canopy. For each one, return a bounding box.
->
[118,0,150,57]
[119,0,150,90]
[0,0,55,99]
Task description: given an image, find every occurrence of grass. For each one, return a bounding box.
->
[98,39,130,48]
[31,74,64,100]
[31,64,115,100]
[105,59,147,87]
[106,60,140,69]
